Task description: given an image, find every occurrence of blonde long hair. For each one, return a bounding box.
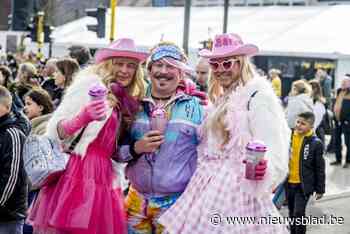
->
[290,79,312,97]
[84,59,146,108]
[206,56,256,144]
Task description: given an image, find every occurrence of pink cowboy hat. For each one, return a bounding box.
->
[95,38,149,64]
[199,33,259,59]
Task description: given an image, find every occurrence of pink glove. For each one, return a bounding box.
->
[177,79,208,105]
[254,160,268,180]
[61,99,107,136]
[242,159,268,180]
[110,82,140,117]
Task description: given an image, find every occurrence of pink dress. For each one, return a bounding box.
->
[27,111,127,234]
[159,85,288,234]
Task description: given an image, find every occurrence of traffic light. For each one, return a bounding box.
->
[44,25,54,43]
[85,7,106,38]
[28,15,38,42]
[199,39,213,50]
[7,14,12,30]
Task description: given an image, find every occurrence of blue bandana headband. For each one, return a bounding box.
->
[150,45,183,62]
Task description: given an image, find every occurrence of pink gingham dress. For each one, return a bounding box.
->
[159,83,289,234]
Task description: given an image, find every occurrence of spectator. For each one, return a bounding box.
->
[269,68,282,97]
[286,79,313,129]
[0,65,13,88]
[0,65,25,113]
[14,63,40,103]
[0,86,27,234]
[41,58,58,99]
[287,111,325,234]
[22,88,54,234]
[24,88,54,135]
[332,76,350,168]
[6,53,18,78]
[309,79,327,145]
[52,58,80,107]
[315,68,332,107]
[68,45,91,68]
[194,57,209,92]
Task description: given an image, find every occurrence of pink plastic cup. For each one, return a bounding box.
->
[88,83,108,120]
[245,140,267,180]
[150,108,168,134]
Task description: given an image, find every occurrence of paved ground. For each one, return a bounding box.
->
[280,152,350,234]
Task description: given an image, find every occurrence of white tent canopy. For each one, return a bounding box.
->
[52,5,350,59]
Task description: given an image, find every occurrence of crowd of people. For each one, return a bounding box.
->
[3,31,350,234]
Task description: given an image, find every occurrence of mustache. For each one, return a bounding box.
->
[153,73,174,81]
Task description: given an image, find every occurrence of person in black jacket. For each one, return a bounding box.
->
[0,86,27,234]
[287,111,325,234]
[332,77,350,168]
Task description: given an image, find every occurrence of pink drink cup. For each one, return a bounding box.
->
[88,84,108,120]
[150,108,167,134]
[245,140,267,180]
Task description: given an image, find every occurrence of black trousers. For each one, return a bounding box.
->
[335,123,350,163]
[334,122,343,162]
[287,183,310,234]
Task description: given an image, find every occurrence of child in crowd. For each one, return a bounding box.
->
[24,88,54,135]
[0,85,27,234]
[23,88,54,234]
[287,111,325,234]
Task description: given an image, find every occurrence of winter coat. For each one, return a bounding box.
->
[0,114,27,222]
[286,93,313,128]
[117,91,204,197]
[287,132,325,196]
[30,114,52,135]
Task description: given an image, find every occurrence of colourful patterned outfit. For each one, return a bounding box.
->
[125,186,180,234]
[159,77,290,234]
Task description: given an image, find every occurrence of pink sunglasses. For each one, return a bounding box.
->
[209,58,239,72]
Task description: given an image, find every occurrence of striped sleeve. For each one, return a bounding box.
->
[0,128,22,206]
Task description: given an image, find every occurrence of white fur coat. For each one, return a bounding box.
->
[244,76,291,186]
[45,71,113,157]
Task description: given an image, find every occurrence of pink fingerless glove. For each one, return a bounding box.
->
[61,99,106,136]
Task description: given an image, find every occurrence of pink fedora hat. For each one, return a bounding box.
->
[199,33,258,59]
[95,38,149,64]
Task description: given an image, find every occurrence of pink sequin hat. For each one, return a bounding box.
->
[95,38,149,64]
[199,33,259,59]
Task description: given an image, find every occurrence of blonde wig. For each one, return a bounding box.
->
[206,55,256,145]
[78,59,146,109]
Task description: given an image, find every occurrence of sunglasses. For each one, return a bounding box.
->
[209,58,239,72]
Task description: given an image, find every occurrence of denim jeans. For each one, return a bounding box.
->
[0,220,24,234]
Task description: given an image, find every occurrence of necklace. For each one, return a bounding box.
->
[151,94,172,101]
